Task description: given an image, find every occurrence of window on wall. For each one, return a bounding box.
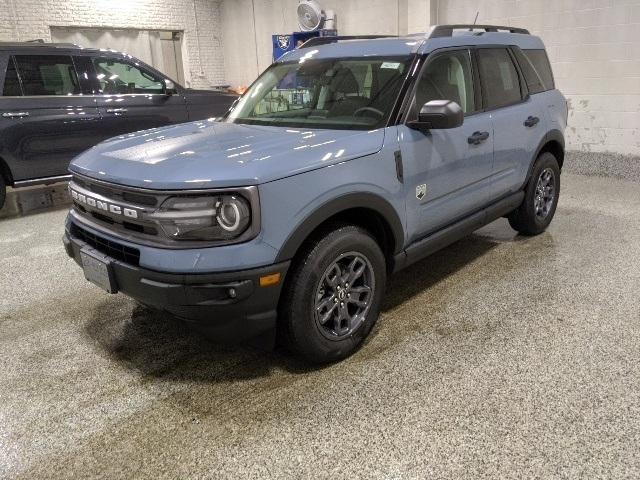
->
[414,49,475,114]
[92,58,165,94]
[13,55,80,96]
[477,48,522,109]
[2,57,22,96]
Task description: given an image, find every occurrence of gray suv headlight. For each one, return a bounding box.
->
[150,194,251,241]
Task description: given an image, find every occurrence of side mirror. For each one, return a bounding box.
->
[407,100,463,132]
[164,79,177,95]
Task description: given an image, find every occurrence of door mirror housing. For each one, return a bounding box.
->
[164,79,177,95]
[408,100,464,132]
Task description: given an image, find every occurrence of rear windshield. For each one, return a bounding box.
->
[225,55,412,130]
[514,48,555,94]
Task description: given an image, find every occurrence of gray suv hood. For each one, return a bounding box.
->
[69,120,385,190]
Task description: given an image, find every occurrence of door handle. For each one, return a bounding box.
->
[467,131,490,145]
[2,111,30,118]
[524,116,540,127]
[106,108,128,114]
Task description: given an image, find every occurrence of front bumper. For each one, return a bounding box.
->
[63,228,289,342]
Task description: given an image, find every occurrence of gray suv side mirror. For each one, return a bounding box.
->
[164,79,177,95]
[408,100,464,131]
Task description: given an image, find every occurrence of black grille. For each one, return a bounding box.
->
[71,223,140,266]
[73,176,158,206]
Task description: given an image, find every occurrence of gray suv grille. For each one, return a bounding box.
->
[69,176,161,241]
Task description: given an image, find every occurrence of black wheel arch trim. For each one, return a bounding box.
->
[274,192,405,263]
[523,129,564,189]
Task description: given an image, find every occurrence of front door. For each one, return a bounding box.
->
[399,48,495,243]
[0,54,102,181]
[87,56,188,139]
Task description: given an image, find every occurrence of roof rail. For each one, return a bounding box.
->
[428,24,530,38]
[0,41,82,49]
[300,35,397,49]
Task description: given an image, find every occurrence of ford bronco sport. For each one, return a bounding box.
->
[63,25,567,363]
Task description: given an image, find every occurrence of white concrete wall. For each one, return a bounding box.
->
[220,0,434,87]
[433,0,640,155]
[0,0,226,89]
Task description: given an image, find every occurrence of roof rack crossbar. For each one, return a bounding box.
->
[428,24,530,38]
[300,35,397,49]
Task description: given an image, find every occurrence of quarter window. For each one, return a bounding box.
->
[13,55,80,96]
[414,49,475,114]
[2,57,22,96]
[523,49,555,91]
[93,58,164,94]
[477,48,522,109]
[512,47,545,94]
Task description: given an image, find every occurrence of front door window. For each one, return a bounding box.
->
[92,58,165,94]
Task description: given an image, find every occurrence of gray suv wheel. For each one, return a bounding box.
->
[279,224,386,364]
[508,152,561,236]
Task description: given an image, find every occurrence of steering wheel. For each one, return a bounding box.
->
[353,106,384,118]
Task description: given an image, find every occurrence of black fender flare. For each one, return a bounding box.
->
[274,192,405,263]
[522,129,565,188]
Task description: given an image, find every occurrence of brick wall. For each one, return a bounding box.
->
[0,0,226,89]
[434,0,640,157]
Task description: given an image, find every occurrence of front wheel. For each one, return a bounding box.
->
[279,224,386,364]
[508,152,560,235]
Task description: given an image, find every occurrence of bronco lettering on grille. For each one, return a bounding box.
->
[70,188,140,219]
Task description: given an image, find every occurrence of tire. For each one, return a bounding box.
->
[279,224,386,364]
[508,152,561,236]
[0,174,6,211]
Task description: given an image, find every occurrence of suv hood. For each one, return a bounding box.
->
[69,120,385,190]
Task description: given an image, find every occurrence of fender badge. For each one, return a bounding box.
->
[416,184,427,200]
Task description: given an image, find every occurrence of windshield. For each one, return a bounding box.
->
[225,56,413,130]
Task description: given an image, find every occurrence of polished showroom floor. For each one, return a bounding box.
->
[1,173,639,479]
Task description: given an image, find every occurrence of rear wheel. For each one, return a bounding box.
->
[279,224,386,364]
[508,152,560,235]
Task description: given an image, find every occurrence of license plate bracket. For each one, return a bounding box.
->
[80,249,117,293]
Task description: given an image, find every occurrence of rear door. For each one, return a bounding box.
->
[475,47,547,197]
[88,55,188,138]
[0,53,102,181]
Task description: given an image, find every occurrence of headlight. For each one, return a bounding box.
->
[149,194,251,241]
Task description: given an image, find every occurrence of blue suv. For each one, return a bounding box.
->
[63,25,567,363]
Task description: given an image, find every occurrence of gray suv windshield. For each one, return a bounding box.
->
[226,56,412,130]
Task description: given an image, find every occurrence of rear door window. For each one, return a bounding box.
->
[2,57,22,96]
[13,55,80,95]
[523,49,555,91]
[92,57,164,94]
[477,48,522,109]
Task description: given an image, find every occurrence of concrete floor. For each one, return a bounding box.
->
[0,173,639,479]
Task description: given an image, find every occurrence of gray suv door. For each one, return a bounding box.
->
[87,55,189,138]
[399,48,495,241]
[0,53,102,181]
